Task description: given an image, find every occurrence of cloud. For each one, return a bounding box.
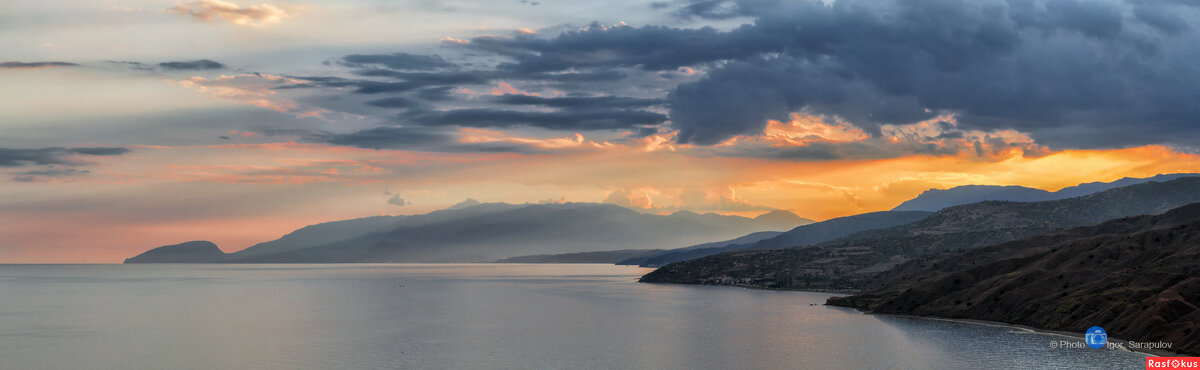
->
[402,108,667,131]
[166,0,295,26]
[385,0,1200,150]
[700,114,1048,161]
[492,94,663,110]
[387,195,409,206]
[603,188,656,210]
[198,0,1200,159]
[341,53,455,70]
[602,186,777,214]
[315,126,597,153]
[159,59,226,70]
[1,61,78,69]
[458,22,773,73]
[318,126,457,150]
[0,147,130,167]
[173,73,329,118]
[657,0,1200,148]
[449,198,481,209]
[365,97,417,108]
[13,169,91,182]
[1,147,129,182]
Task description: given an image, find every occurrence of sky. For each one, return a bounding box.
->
[3,0,1200,263]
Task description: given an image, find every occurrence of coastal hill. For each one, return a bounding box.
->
[615,231,785,267]
[640,177,1200,290]
[495,249,665,263]
[827,202,1200,355]
[123,241,226,263]
[891,173,1199,212]
[125,202,810,263]
[614,211,933,267]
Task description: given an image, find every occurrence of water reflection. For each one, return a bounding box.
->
[0,264,1149,369]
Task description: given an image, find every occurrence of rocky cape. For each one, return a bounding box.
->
[827,202,1200,355]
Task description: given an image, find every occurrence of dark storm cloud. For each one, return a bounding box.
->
[0,147,130,167]
[12,169,90,182]
[492,94,663,110]
[318,126,455,149]
[365,97,418,108]
[315,126,547,153]
[108,61,156,71]
[655,0,1200,147]
[1132,4,1189,34]
[416,86,455,101]
[341,53,455,70]
[271,0,1200,153]
[458,23,782,72]
[353,69,491,84]
[283,69,625,95]
[403,108,667,130]
[158,59,226,70]
[0,61,78,69]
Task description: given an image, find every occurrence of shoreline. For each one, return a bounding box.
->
[853,310,1182,357]
[638,282,1180,357]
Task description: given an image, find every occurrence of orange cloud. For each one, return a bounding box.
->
[456,128,599,150]
[764,113,868,144]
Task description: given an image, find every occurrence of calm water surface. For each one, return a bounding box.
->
[0,264,1148,369]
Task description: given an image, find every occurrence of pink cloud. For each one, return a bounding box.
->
[166,0,302,27]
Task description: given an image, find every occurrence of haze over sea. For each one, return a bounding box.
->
[0,264,1147,369]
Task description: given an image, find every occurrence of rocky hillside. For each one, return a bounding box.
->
[641,177,1200,290]
[828,202,1200,355]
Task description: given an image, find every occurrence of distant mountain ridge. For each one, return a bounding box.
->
[641,177,1200,290]
[828,202,1200,355]
[612,211,933,267]
[495,249,665,263]
[125,202,810,264]
[892,173,1200,212]
[615,231,784,267]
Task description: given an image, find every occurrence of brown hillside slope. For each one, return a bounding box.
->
[828,203,1200,355]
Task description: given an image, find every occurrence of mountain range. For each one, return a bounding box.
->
[501,174,1195,267]
[892,173,1200,212]
[614,211,933,267]
[640,177,1200,290]
[125,202,810,263]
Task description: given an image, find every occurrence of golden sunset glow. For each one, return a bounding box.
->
[5,0,1200,263]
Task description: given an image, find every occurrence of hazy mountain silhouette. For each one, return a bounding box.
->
[614,211,933,267]
[828,202,1200,355]
[495,249,666,263]
[233,215,406,258]
[891,173,1199,212]
[615,231,784,267]
[124,241,227,263]
[126,202,810,263]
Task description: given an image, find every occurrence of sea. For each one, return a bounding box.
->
[0,264,1149,369]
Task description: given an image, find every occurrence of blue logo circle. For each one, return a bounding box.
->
[1084,326,1107,349]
